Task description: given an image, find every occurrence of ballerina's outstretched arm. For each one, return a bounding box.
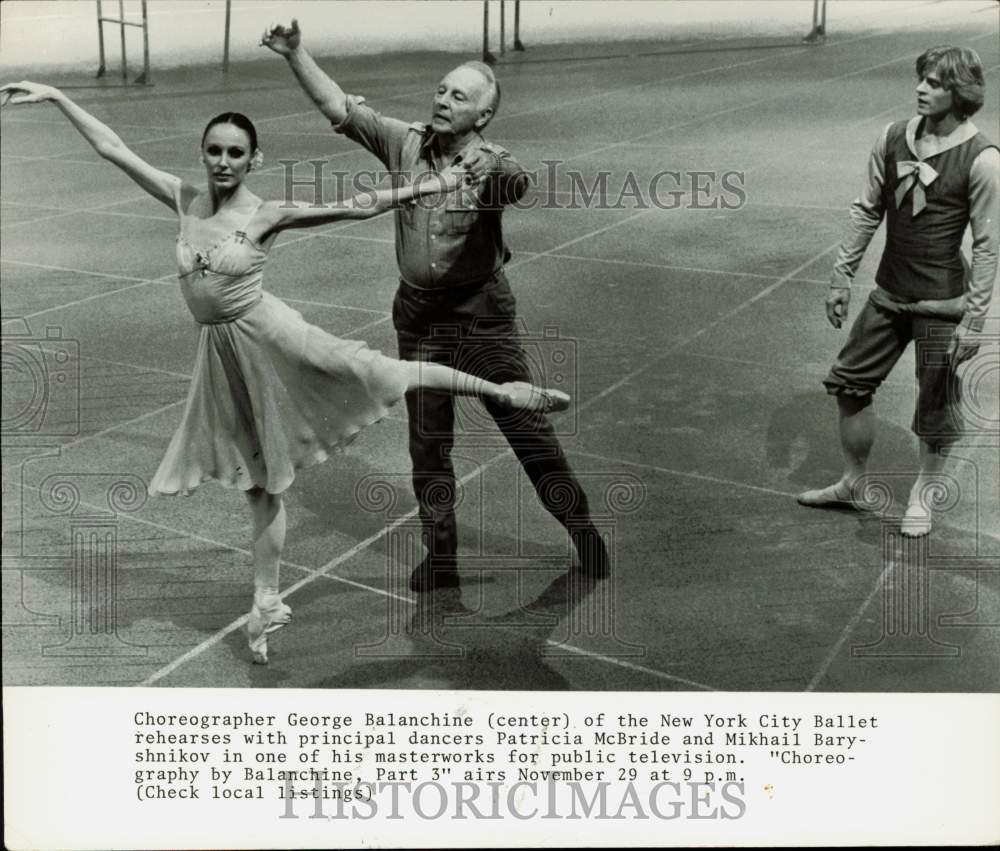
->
[1,81,188,211]
[253,165,469,236]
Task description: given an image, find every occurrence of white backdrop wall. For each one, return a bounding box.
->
[1,0,860,74]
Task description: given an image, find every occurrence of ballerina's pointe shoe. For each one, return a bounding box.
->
[498,381,570,414]
[900,502,932,538]
[247,594,292,665]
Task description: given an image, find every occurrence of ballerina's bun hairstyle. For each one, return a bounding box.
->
[916,46,986,120]
[201,112,260,151]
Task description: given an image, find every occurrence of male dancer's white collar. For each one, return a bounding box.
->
[905,115,980,160]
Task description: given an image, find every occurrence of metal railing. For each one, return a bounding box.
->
[804,0,828,43]
[95,0,150,84]
[483,0,525,65]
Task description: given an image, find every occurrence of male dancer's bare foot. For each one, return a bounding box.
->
[900,500,933,537]
[900,455,949,538]
[796,479,861,509]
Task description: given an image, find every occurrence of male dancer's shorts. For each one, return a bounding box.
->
[823,288,964,447]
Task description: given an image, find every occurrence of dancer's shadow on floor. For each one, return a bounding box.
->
[313,571,606,690]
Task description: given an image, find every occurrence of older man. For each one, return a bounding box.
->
[798,46,999,536]
[263,20,610,591]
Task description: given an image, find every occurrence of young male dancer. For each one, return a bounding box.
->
[799,46,999,536]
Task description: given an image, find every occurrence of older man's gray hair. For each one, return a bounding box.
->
[459,60,501,121]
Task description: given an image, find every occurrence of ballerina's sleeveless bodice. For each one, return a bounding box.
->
[176,221,267,324]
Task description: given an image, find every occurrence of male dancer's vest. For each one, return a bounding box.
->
[876,119,996,301]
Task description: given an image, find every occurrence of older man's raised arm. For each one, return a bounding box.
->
[263,19,412,171]
[262,20,348,124]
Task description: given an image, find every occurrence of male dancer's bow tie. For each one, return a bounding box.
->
[895,160,939,216]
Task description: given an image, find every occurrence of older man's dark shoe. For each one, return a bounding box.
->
[409,558,461,592]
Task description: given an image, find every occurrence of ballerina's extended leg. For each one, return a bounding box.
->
[404,362,570,413]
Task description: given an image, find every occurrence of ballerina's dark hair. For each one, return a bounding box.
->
[201,112,259,151]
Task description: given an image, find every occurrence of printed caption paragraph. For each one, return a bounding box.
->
[6,689,999,848]
[132,707,878,812]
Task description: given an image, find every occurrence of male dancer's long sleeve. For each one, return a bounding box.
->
[964,147,1000,331]
[830,125,889,290]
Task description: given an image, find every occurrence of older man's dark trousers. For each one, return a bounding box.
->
[393,274,596,572]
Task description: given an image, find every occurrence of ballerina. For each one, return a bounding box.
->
[1,81,570,663]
